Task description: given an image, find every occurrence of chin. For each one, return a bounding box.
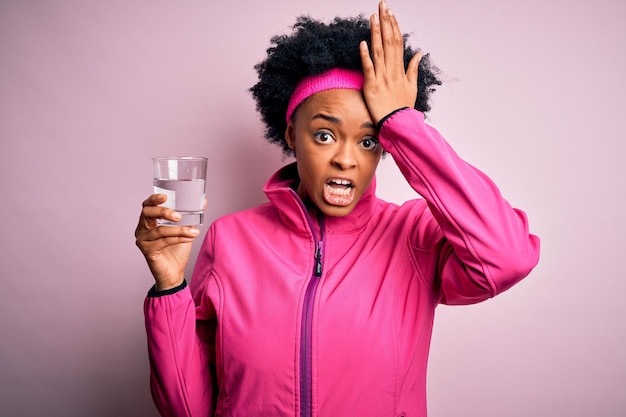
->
[319,204,355,218]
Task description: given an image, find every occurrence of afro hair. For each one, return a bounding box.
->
[250,15,442,157]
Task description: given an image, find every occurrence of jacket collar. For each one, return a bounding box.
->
[263,162,377,235]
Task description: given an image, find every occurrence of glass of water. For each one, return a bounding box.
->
[153,156,207,226]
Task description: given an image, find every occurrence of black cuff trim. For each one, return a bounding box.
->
[376,107,410,131]
[147,280,188,297]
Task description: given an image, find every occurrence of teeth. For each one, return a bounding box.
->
[330,179,352,186]
[325,183,351,195]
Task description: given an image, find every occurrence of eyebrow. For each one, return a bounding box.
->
[311,113,375,130]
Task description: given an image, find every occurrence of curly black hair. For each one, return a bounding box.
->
[250,15,442,156]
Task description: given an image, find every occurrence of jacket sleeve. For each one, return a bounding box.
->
[144,226,219,416]
[378,108,540,305]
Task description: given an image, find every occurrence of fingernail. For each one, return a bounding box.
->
[172,212,181,220]
[190,228,200,236]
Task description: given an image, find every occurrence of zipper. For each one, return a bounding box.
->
[298,204,325,417]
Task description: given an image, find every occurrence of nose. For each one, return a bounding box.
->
[331,142,357,170]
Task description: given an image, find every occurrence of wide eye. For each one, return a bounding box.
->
[314,130,335,144]
[359,137,379,152]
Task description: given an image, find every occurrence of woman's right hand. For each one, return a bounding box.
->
[135,194,202,291]
[359,0,422,125]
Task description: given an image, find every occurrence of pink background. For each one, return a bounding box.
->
[1,0,624,416]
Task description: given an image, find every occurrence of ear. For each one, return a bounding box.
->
[285,122,296,150]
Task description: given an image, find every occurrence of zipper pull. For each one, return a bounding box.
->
[314,241,323,276]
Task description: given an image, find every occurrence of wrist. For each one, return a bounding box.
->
[148,280,187,297]
[376,107,410,131]
[155,278,185,292]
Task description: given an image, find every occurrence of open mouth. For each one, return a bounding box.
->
[324,178,355,206]
[326,178,353,195]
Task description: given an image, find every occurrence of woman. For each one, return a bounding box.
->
[135,2,540,416]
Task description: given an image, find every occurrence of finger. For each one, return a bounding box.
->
[150,228,200,245]
[389,7,404,40]
[359,41,375,81]
[140,194,178,223]
[160,234,199,246]
[137,224,200,243]
[136,233,195,250]
[407,51,422,87]
[139,194,169,228]
[140,205,182,228]
[142,193,167,208]
[153,225,200,240]
[378,1,395,66]
[141,204,179,220]
[383,8,404,75]
[369,13,384,70]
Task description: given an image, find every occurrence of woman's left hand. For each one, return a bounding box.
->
[359,0,422,125]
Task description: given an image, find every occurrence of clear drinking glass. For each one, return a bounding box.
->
[153,156,207,226]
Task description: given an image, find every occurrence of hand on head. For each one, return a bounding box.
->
[360,0,423,124]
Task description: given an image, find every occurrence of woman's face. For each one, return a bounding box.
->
[285,89,383,217]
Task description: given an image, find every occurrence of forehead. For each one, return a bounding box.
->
[297,89,371,122]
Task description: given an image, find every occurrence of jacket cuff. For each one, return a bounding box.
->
[376,107,410,131]
[147,280,187,297]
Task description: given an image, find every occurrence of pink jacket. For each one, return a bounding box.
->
[144,108,540,417]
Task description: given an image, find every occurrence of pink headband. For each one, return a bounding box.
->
[285,68,364,123]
